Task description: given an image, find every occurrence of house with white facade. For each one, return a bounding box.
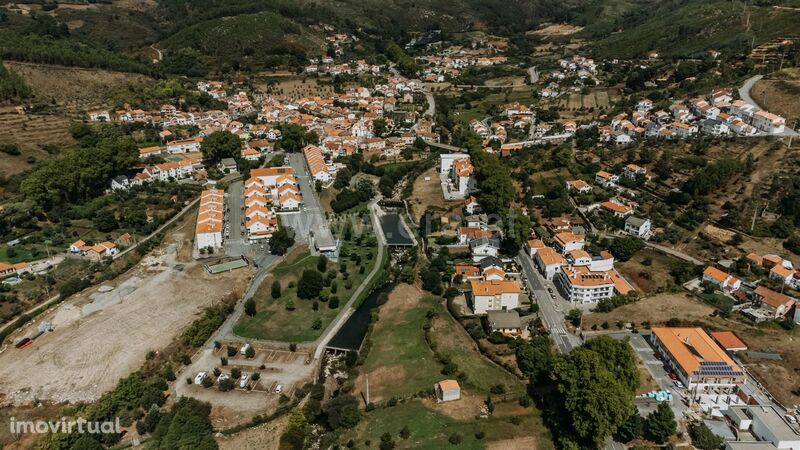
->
[469,279,521,314]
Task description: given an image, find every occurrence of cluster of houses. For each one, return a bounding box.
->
[68,240,119,260]
[195,189,225,251]
[304,57,380,77]
[604,87,787,144]
[701,263,800,324]
[564,166,656,239]
[453,256,523,314]
[418,44,507,82]
[554,55,598,81]
[0,261,32,279]
[243,167,302,242]
[527,231,635,305]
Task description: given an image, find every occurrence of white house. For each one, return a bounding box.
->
[556,265,633,304]
[702,266,741,292]
[624,216,651,238]
[470,238,500,262]
[440,153,468,175]
[534,247,566,280]
[166,138,202,154]
[450,158,475,197]
[751,110,786,134]
[303,144,331,183]
[470,279,521,314]
[110,175,130,191]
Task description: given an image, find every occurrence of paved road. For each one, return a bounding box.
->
[738,74,764,110]
[210,251,283,348]
[598,231,704,266]
[516,249,581,354]
[424,140,465,153]
[738,74,798,137]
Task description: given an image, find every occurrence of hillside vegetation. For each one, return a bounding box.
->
[579,0,800,58]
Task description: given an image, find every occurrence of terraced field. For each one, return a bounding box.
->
[0,107,75,175]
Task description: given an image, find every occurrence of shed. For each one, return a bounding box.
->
[710,331,748,352]
[435,379,461,402]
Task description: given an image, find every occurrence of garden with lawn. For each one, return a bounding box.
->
[233,225,379,343]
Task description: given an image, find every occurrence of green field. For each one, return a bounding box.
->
[345,399,553,450]
[361,287,525,400]
[430,302,524,396]
[233,229,379,343]
[361,295,444,399]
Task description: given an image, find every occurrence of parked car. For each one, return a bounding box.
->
[239,374,249,389]
[673,380,685,389]
[274,384,283,394]
[786,414,798,424]
[194,372,206,385]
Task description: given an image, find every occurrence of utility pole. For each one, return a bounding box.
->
[365,375,370,405]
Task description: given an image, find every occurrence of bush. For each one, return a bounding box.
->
[448,434,462,445]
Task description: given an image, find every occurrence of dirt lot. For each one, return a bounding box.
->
[527,23,584,36]
[0,226,251,406]
[217,414,289,450]
[751,68,800,121]
[174,344,316,428]
[409,166,463,221]
[616,249,677,294]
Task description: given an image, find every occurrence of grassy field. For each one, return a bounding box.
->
[357,284,526,402]
[359,288,444,401]
[430,302,524,396]
[233,228,379,342]
[346,398,553,450]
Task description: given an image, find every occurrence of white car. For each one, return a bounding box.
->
[274,384,283,394]
[786,414,798,424]
[194,372,206,385]
[239,374,249,389]
[673,380,685,389]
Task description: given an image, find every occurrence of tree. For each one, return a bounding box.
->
[373,118,388,137]
[334,167,353,189]
[298,270,324,299]
[281,408,308,450]
[269,226,295,255]
[689,422,723,450]
[271,280,282,299]
[615,408,644,442]
[317,255,328,273]
[279,123,316,152]
[609,236,645,262]
[201,130,240,164]
[566,309,582,327]
[553,344,636,447]
[323,395,361,429]
[516,336,553,383]
[502,208,532,255]
[645,402,676,444]
[245,346,255,358]
[244,298,256,317]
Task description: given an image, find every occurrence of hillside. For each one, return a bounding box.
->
[0,0,580,76]
[578,0,800,59]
